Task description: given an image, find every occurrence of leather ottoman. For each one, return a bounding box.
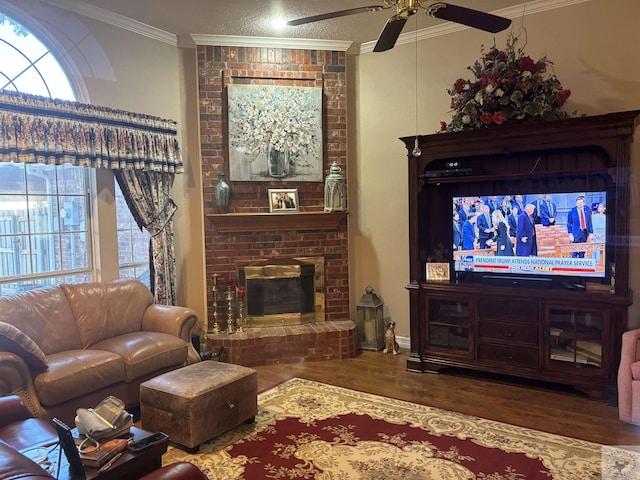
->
[139,361,257,452]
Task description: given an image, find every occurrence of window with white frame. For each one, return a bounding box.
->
[0,162,93,294]
[0,13,150,294]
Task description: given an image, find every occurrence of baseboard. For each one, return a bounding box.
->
[397,335,410,351]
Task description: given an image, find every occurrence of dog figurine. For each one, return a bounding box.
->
[383,321,399,355]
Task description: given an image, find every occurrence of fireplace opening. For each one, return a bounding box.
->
[247,275,314,316]
[237,257,324,327]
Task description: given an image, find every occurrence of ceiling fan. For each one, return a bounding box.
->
[287,0,512,52]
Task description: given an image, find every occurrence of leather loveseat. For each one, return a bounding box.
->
[0,395,207,480]
[0,279,201,425]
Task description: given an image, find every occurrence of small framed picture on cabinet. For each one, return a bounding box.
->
[425,263,450,282]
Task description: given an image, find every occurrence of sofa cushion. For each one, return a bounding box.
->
[631,361,640,381]
[62,279,153,348]
[34,350,125,406]
[0,287,82,355]
[0,322,48,371]
[92,332,188,381]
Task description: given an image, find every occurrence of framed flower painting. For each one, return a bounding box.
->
[227,84,323,182]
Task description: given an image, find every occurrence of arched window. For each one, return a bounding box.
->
[0,13,150,294]
[0,14,74,100]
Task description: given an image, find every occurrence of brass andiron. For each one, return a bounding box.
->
[211,274,222,334]
[237,287,246,332]
[226,281,236,334]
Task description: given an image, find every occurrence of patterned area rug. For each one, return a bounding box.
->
[161,378,632,479]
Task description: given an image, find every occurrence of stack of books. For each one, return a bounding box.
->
[78,438,129,469]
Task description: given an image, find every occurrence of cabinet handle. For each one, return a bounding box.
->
[502,329,515,338]
[500,352,514,360]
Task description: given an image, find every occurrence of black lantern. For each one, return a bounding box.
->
[356,285,384,351]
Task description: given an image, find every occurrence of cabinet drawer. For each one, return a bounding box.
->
[476,298,538,322]
[477,343,538,368]
[477,321,538,345]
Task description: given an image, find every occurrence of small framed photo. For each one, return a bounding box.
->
[268,189,299,213]
[425,262,450,282]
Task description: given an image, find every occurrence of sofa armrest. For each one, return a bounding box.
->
[0,395,33,427]
[621,329,640,362]
[617,328,640,423]
[139,462,208,480]
[142,305,197,340]
[142,305,200,364]
[0,352,48,420]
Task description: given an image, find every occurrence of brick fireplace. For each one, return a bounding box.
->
[196,42,356,366]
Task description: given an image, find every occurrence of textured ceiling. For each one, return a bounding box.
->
[77,0,526,46]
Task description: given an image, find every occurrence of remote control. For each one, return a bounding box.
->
[127,432,169,452]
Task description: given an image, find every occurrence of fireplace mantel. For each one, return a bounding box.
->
[207,211,347,233]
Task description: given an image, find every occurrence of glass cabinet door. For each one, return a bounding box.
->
[546,307,604,372]
[427,298,472,354]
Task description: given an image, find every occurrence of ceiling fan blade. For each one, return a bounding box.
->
[373,15,407,52]
[427,3,511,33]
[287,6,385,26]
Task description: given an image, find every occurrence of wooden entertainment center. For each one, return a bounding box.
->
[402,111,639,403]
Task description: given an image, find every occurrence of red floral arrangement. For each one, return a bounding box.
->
[441,34,572,132]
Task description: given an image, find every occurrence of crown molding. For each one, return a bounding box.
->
[191,34,352,51]
[39,0,177,46]
[359,0,591,54]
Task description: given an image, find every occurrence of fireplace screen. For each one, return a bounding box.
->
[238,257,324,327]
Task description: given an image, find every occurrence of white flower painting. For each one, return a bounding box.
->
[227,84,323,182]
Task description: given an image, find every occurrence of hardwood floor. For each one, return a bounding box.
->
[253,349,640,446]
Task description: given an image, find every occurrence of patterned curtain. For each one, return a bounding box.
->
[114,170,177,305]
[0,91,183,172]
[0,91,183,304]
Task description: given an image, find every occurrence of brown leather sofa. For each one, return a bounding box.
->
[0,279,201,425]
[0,395,207,480]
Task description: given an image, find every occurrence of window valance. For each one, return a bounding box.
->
[0,91,183,173]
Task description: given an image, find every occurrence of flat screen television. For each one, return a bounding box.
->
[452,191,608,283]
